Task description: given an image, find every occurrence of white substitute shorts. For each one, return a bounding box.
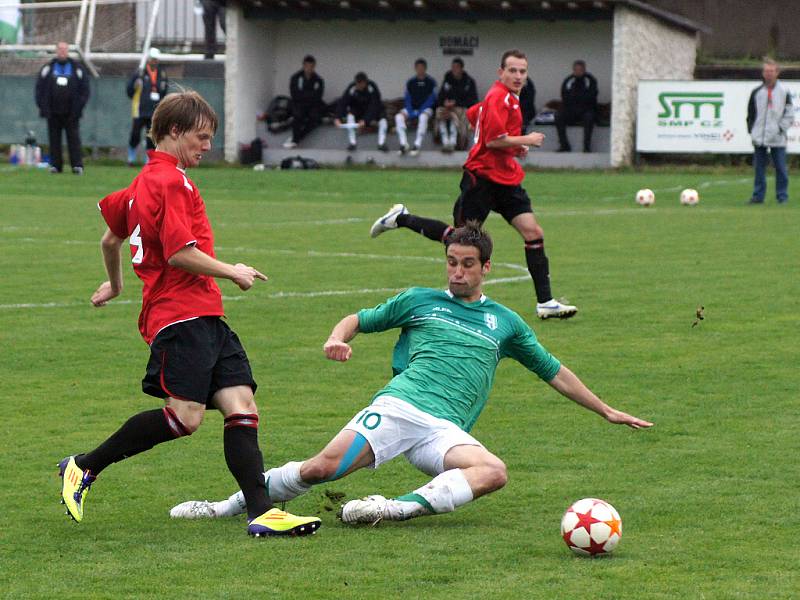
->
[342,395,483,476]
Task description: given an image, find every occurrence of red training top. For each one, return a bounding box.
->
[463,80,525,186]
[98,151,223,344]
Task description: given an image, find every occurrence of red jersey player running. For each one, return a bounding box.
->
[57,90,320,537]
[370,49,576,320]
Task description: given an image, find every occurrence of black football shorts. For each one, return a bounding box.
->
[142,316,257,405]
[452,170,533,225]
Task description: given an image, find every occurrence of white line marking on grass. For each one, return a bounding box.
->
[0,275,529,310]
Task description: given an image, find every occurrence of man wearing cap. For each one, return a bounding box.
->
[35,41,90,174]
[126,47,168,166]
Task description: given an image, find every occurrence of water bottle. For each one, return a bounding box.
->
[24,131,37,166]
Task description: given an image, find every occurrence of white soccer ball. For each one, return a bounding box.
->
[636,189,655,207]
[561,497,622,557]
[680,188,699,206]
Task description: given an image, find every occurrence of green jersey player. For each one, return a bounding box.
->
[170,222,652,525]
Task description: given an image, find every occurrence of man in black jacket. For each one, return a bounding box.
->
[126,47,168,166]
[435,58,478,152]
[334,72,388,152]
[285,55,325,149]
[35,41,90,174]
[519,77,536,134]
[555,60,598,152]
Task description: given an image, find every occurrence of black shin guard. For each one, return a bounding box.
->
[223,414,270,520]
[396,213,453,242]
[524,238,553,304]
[76,407,184,475]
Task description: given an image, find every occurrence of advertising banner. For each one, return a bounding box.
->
[636,80,800,153]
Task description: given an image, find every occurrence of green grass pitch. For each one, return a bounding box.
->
[0,164,797,599]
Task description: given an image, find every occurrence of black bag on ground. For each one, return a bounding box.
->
[280,155,319,170]
[239,138,263,165]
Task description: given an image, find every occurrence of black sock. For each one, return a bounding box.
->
[396,213,453,242]
[76,408,182,475]
[223,414,270,520]
[524,239,553,303]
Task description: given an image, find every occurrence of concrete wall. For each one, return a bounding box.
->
[225,7,614,161]
[610,6,697,166]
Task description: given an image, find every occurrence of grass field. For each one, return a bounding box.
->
[1,164,797,599]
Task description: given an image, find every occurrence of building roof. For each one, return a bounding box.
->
[235,0,708,34]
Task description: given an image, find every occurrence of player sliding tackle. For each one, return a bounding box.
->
[172,222,652,525]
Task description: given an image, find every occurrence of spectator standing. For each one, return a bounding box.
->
[35,41,90,174]
[201,0,226,60]
[396,58,437,156]
[285,55,325,149]
[435,57,478,152]
[335,72,389,152]
[126,47,168,166]
[747,58,793,205]
[519,76,536,134]
[555,60,597,152]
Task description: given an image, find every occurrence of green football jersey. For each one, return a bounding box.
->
[357,287,561,431]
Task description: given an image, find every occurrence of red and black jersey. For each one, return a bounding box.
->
[98,151,223,344]
[463,81,525,186]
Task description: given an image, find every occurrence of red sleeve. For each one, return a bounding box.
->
[481,92,511,142]
[159,177,198,260]
[98,188,130,239]
[466,102,481,127]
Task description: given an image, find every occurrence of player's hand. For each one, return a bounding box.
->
[231,263,268,291]
[324,339,352,362]
[91,281,120,307]
[518,145,529,158]
[134,77,143,89]
[526,132,545,147]
[357,120,366,129]
[334,118,342,127]
[605,408,654,430]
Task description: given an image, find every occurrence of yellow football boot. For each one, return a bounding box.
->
[58,456,95,522]
[247,508,321,537]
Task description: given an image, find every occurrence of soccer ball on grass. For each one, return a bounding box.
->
[680,188,699,206]
[635,189,655,207]
[561,497,622,557]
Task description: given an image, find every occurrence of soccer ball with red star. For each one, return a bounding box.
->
[560,498,622,557]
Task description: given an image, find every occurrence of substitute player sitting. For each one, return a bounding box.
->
[170,222,652,525]
[371,49,577,320]
[58,90,319,538]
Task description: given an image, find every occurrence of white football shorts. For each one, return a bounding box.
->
[342,395,483,476]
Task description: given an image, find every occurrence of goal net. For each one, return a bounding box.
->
[0,0,161,76]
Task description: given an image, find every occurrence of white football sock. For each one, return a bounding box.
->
[384,468,474,520]
[439,121,449,145]
[378,118,388,145]
[448,121,457,147]
[415,112,429,147]
[215,461,310,517]
[346,113,357,145]
[395,113,408,146]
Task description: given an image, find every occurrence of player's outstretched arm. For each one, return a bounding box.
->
[547,365,653,430]
[168,246,267,291]
[92,228,125,307]
[323,314,359,362]
[486,131,545,149]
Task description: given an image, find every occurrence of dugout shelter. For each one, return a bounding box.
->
[225,0,706,167]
